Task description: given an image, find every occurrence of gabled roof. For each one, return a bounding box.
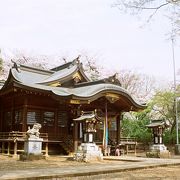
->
[9,58,89,87]
[38,58,90,85]
[0,59,146,111]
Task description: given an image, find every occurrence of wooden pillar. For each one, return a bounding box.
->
[134,143,137,155]
[2,142,5,154]
[0,112,2,132]
[13,141,17,157]
[7,142,10,155]
[126,144,128,155]
[11,96,15,131]
[22,98,28,132]
[116,114,121,145]
[54,108,58,138]
[45,142,49,157]
[0,99,3,132]
[73,122,78,152]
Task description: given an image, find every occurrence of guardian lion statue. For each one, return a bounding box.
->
[27,123,42,139]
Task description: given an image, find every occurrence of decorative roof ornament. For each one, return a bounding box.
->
[11,59,21,73]
[105,73,121,86]
[73,76,81,84]
[73,55,81,64]
[68,55,81,69]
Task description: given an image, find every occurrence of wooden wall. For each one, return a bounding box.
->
[0,92,72,141]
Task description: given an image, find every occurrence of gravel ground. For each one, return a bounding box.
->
[1,155,180,179]
[0,155,122,171]
[60,166,180,180]
[0,156,87,171]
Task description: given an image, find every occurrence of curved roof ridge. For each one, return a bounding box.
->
[11,61,53,75]
[52,83,146,109]
[74,73,121,87]
[50,56,80,71]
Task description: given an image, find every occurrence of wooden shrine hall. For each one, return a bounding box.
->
[0,58,146,155]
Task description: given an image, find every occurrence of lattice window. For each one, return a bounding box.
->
[27,110,41,125]
[43,111,54,126]
[4,111,12,126]
[15,110,22,124]
[58,111,68,127]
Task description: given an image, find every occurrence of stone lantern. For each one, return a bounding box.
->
[146,119,171,158]
[73,111,103,162]
[83,117,98,143]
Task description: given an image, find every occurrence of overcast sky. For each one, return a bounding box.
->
[0,0,180,82]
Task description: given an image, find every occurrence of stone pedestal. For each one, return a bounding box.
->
[150,144,167,151]
[20,138,44,161]
[175,144,180,155]
[146,144,171,158]
[74,143,103,162]
[24,138,43,155]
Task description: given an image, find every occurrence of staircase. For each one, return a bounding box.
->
[61,135,74,154]
[108,137,116,146]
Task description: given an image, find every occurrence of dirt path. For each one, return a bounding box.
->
[1,155,180,179]
[62,166,180,180]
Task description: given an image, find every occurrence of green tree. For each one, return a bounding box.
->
[122,86,180,145]
[122,108,152,144]
[148,89,180,133]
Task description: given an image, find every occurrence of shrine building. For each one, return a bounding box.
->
[0,58,146,155]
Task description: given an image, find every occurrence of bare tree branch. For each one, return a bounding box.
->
[116,2,170,10]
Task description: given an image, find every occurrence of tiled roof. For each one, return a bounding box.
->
[1,60,146,111]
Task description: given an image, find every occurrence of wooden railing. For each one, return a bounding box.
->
[119,137,137,145]
[0,131,48,157]
[119,137,137,155]
[106,137,137,156]
[0,131,48,140]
